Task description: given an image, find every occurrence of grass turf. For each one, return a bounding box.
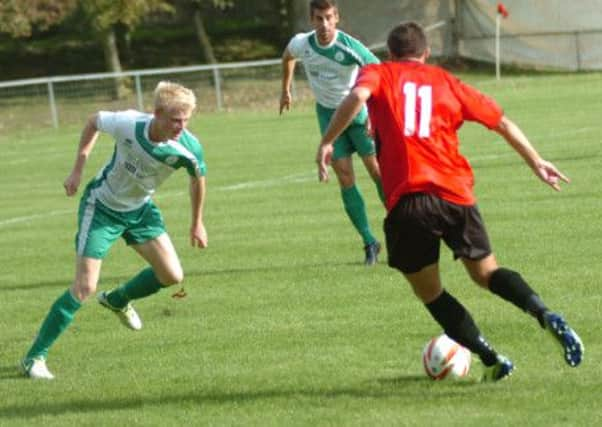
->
[0,71,600,426]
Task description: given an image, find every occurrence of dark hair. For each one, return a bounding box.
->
[310,0,337,16]
[387,22,427,59]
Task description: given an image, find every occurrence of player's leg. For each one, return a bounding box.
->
[349,119,383,265]
[462,255,548,325]
[345,106,385,206]
[331,155,380,264]
[22,192,118,379]
[360,154,385,204]
[103,233,182,311]
[404,264,507,374]
[22,256,101,379]
[463,256,584,367]
[451,204,548,323]
[132,232,183,286]
[388,193,512,381]
[98,201,171,329]
[317,103,379,262]
[452,203,582,367]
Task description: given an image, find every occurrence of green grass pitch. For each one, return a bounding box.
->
[0,71,600,426]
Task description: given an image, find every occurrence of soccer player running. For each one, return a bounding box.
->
[22,81,208,379]
[280,0,384,265]
[316,22,584,380]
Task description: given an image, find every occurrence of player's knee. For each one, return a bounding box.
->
[335,171,354,187]
[469,269,493,288]
[365,163,381,181]
[158,267,184,286]
[71,280,97,301]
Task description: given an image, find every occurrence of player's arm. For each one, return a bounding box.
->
[280,47,297,114]
[316,86,372,182]
[189,175,208,248]
[64,113,100,196]
[494,115,569,191]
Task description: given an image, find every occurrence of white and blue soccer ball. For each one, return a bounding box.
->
[422,334,471,380]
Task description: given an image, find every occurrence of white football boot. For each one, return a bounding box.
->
[22,357,55,380]
[98,291,142,331]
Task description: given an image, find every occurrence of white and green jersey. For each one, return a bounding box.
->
[87,110,206,212]
[287,30,379,109]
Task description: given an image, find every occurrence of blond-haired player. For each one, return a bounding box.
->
[22,81,208,379]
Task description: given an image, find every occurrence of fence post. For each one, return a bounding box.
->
[495,13,501,80]
[135,74,144,111]
[47,80,59,129]
[212,67,223,111]
[575,31,582,71]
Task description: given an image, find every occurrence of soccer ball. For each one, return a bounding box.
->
[422,334,471,380]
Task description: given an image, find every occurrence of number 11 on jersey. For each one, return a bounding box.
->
[403,82,432,138]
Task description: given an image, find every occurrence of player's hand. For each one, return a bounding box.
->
[279,90,292,115]
[63,172,81,196]
[533,159,570,191]
[316,144,333,182]
[190,223,208,249]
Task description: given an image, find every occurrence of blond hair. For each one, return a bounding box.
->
[153,81,197,112]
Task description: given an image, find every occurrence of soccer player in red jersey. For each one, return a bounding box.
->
[316,22,583,381]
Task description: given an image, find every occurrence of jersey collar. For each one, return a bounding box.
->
[312,30,339,49]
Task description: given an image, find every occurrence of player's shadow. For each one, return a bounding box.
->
[377,375,478,389]
[185,260,374,278]
[1,274,133,292]
[5,261,370,292]
[0,375,473,420]
[4,247,386,294]
[0,365,22,380]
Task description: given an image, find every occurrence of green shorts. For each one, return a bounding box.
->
[75,188,166,259]
[316,103,376,161]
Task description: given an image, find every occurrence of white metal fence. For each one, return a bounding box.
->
[0,22,448,134]
[0,59,315,133]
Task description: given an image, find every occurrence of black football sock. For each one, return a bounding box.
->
[425,290,498,366]
[489,268,548,328]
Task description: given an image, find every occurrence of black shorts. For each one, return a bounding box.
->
[383,193,492,274]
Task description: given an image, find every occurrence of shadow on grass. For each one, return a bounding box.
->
[4,260,370,293]
[0,374,479,419]
[0,365,22,380]
[2,274,132,292]
[377,375,478,389]
[184,260,372,279]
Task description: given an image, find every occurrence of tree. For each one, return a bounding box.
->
[272,0,303,47]
[0,0,76,37]
[176,0,233,64]
[80,0,174,98]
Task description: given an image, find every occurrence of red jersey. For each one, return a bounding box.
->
[356,61,503,210]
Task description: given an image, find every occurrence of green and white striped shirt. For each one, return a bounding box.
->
[89,110,206,212]
[287,30,379,108]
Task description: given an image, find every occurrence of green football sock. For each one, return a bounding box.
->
[341,185,376,246]
[106,267,163,309]
[25,289,82,360]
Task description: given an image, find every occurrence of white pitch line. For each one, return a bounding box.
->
[0,172,316,228]
[218,171,314,191]
[156,171,315,199]
[0,209,72,228]
[0,126,592,231]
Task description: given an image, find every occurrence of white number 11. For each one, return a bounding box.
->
[403,82,432,138]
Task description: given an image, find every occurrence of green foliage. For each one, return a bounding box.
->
[0,0,76,37]
[0,72,600,426]
[80,0,174,33]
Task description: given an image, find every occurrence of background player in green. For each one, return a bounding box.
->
[279,0,384,265]
[22,81,208,379]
